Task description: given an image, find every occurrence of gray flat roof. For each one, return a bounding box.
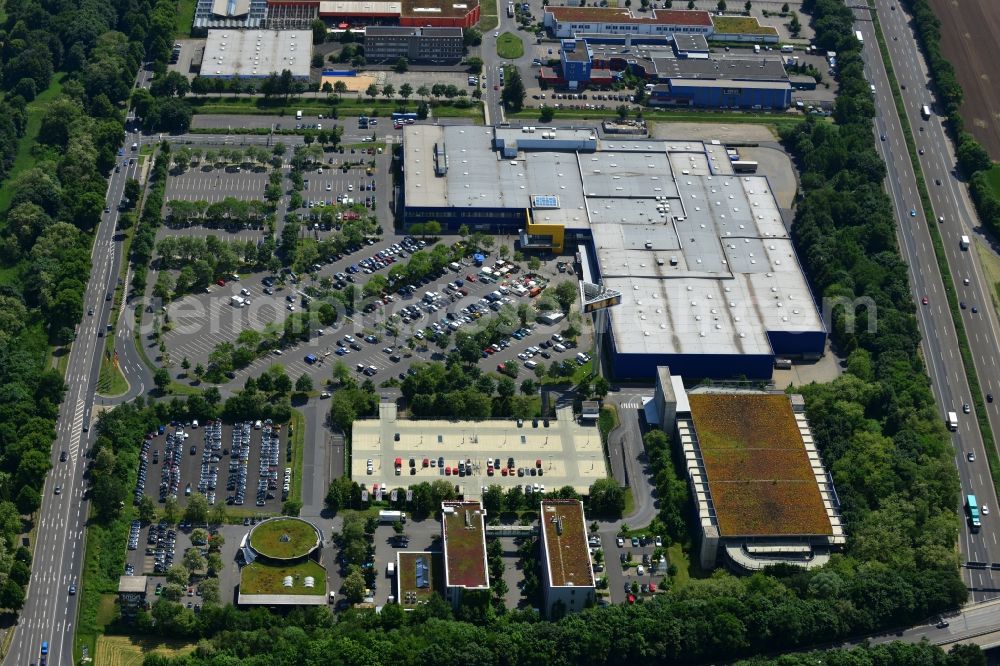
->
[668,78,792,90]
[403,126,824,358]
[237,593,327,605]
[118,576,148,593]
[653,56,788,81]
[674,33,709,51]
[202,29,311,79]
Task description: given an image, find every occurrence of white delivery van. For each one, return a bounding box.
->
[387,561,395,577]
[296,110,303,119]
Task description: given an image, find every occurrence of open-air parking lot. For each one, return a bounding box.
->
[165,167,270,203]
[132,420,290,513]
[605,533,670,604]
[157,228,586,393]
[352,406,607,496]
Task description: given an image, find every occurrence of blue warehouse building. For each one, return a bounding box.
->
[543,36,793,110]
[651,79,791,110]
[401,125,826,380]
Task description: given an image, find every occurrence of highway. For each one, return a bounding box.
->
[855,3,1000,600]
[7,66,153,666]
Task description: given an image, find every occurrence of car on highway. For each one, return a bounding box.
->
[880,134,885,141]
[494,31,499,37]
[922,296,928,305]
[935,619,949,629]
[938,215,944,223]
[69,584,76,595]
[54,485,61,495]
[88,307,94,316]
[973,306,979,313]
[964,277,970,285]
[935,179,941,186]
[60,451,67,462]
[964,403,971,414]
[988,393,994,403]
[985,505,991,516]
[961,301,966,309]
[968,451,976,462]
[919,148,924,155]
[910,209,917,217]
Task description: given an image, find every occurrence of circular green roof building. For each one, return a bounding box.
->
[247,517,322,563]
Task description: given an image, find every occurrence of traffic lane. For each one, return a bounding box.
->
[879,3,1000,453]
[859,13,1000,588]
[8,84,147,666]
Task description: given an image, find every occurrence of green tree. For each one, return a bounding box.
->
[15,486,40,515]
[199,577,221,605]
[0,580,24,611]
[744,0,751,12]
[295,373,314,393]
[166,564,189,586]
[554,280,578,312]
[394,58,409,73]
[500,68,526,112]
[366,83,379,100]
[717,0,727,11]
[184,493,210,524]
[343,568,367,603]
[164,496,180,524]
[589,478,625,517]
[593,376,610,398]
[154,367,171,392]
[183,547,207,574]
[399,83,413,102]
[138,495,157,524]
[539,107,554,123]
[382,84,395,99]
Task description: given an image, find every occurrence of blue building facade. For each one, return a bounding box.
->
[653,79,792,109]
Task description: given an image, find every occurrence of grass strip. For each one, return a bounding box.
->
[290,409,306,504]
[175,0,196,38]
[870,4,1000,497]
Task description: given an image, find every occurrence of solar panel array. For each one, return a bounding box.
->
[531,194,560,209]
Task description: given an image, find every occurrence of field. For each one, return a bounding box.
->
[984,163,1000,199]
[496,32,524,59]
[688,393,833,537]
[240,558,327,595]
[248,517,319,559]
[929,0,1000,158]
[95,636,196,665]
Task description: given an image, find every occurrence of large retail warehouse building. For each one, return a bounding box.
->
[400,125,826,380]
